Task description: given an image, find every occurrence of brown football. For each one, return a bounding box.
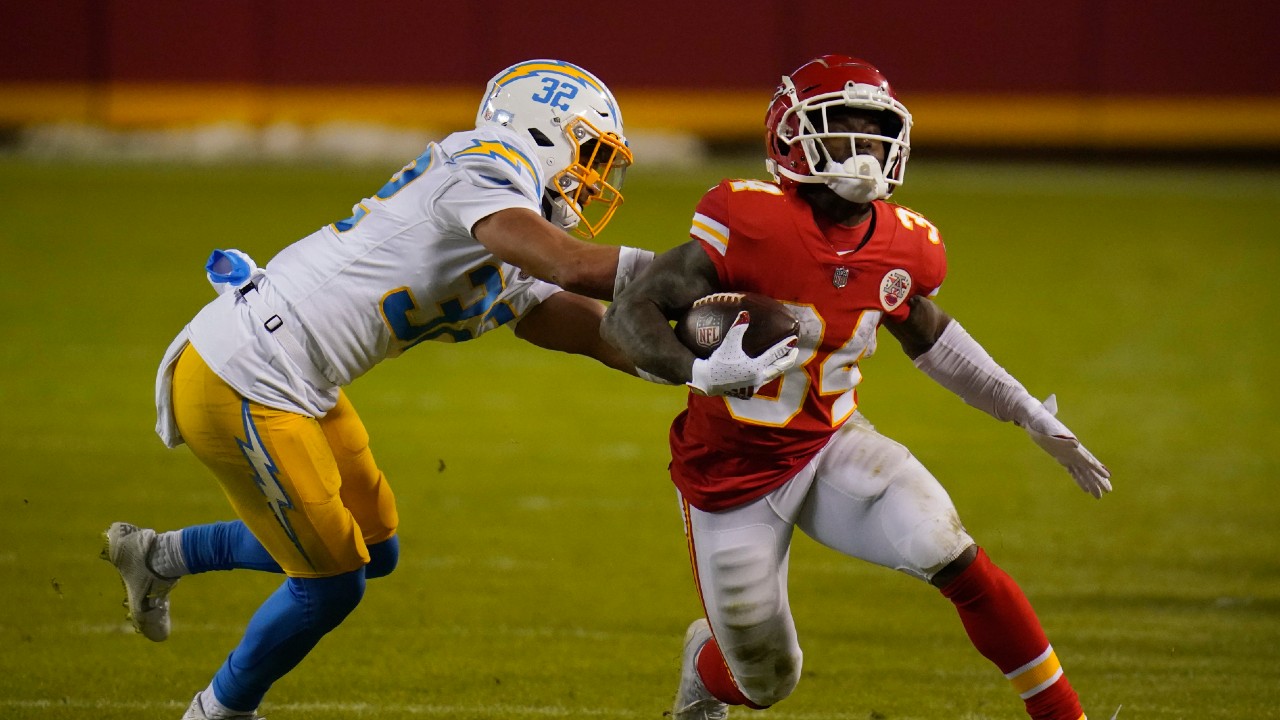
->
[675,292,799,360]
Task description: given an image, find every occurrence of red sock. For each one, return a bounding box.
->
[940,548,1085,720]
[695,635,767,709]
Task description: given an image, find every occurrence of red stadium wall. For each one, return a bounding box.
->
[4,0,1278,147]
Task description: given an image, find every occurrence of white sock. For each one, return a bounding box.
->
[149,529,189,579]
[197,685,256,719]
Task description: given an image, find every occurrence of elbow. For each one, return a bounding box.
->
[599,303,624,347]
[601,299,644,355]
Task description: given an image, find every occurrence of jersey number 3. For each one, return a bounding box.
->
[380,263,515,349]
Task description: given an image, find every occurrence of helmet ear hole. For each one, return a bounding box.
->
[527,128,556,148]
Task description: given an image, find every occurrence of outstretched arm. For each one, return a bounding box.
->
[601,241,720,385]
[513,291,637,375]
[472,207,652,301]
[883,295,953,358]
[887,296,1112,498]
[601,241,798,396]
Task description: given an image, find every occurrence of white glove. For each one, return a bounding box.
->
[688,311,799,398]
[1018,394,1112,498]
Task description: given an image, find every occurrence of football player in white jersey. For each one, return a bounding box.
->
[100,59,656,720]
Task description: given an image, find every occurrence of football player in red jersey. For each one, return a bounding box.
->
[602,55,1112,720]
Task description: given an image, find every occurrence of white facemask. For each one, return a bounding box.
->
[824,154,889,203]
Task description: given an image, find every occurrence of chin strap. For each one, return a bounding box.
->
[542,192,580,232]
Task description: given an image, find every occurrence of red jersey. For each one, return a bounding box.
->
[671,179,947,511]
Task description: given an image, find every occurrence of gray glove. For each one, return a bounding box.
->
[1019,394,1112,499]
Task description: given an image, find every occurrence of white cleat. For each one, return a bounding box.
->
[100,522,178,642]
[181,691,264,719]
[671,618,729,720]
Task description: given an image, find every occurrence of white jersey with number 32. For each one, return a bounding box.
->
[164,124,562,427]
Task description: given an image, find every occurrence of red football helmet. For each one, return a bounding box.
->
[765,55,912,198]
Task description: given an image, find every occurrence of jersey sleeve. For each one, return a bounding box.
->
[688,181,734,284]
[914,216,947,299]
[436,129,545,233]
[486,265,563,337]
[433,179,542,237]
[892,203,948,299]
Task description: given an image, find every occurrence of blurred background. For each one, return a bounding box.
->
[3,2,1279,719]
[4,0,1279,163]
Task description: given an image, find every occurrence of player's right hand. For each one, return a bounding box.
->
[687,312,799,398]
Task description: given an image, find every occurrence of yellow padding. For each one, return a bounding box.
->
[4,82,1280,147]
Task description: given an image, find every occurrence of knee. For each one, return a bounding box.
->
[703,542,800,705]
[707,543,780,630]
[882,459,975,582]
[929,543,978,589]
[739,647,803,707]
[365,536,399,579]
[291,570,366,631]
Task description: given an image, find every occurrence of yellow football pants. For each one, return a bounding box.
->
[171,344,398,578]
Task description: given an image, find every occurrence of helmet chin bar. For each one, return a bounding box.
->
[769,146,896,202]
[541,192,581,232]
[824,155,890,203]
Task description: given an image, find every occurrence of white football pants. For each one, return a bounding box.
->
[680,414,974,707]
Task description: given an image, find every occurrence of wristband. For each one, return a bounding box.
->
[613,246,655,299]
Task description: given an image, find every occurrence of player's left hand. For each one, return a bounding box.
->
[1018,394,1112,498]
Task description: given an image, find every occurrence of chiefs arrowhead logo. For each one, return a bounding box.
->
[879,268,912,311]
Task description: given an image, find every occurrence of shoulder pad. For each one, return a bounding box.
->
[722,178,786,196]
[444,129,545,202]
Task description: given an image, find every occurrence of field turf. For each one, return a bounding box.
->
[0,155,1277,719]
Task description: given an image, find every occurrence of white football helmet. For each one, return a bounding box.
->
[476,59,632,237]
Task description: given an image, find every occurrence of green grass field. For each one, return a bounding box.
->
[1,154,1277,719]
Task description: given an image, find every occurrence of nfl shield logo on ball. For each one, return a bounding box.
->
[879,269,912,311]
[695,318,722,349]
